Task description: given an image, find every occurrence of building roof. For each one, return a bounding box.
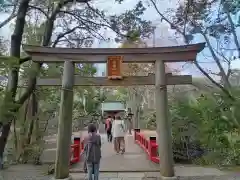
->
[101,101,125,112]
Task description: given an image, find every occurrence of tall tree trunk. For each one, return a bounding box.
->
[26,93,37,145]
[132,92,139,128]
[24,9,58,147]
[16,97,30,162]
[19,0,69,131]
[17,93,37,163]
[0,0,30,168]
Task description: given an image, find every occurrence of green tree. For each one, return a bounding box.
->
[147,0,239,99]
[0,0,155,167]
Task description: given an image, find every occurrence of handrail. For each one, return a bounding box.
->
[70,137,84,165]
[134,129,159,163]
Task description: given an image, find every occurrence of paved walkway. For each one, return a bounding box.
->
[71,134,159,172]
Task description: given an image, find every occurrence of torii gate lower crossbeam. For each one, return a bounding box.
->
[23,42,205,180]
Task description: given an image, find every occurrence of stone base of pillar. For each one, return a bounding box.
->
[159,175,177,180]
[51,175,73,180]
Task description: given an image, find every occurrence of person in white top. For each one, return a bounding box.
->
[111,116,126,154]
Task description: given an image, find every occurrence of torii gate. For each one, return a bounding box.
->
[23,43,205,180]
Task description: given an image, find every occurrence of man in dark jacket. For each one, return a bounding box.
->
[105,116,112,142]
[84,123,101,180]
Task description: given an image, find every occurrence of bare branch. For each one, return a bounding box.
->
[28,5,49,18]
[86,2,109,25]
[149,0,184,36]
[201,32,231,88]
[194,61,234,100]
[212,46,231,63]
[58,36,74,46]
[60,10,129,40]
[52,25,85,47]
[226,61,231,79]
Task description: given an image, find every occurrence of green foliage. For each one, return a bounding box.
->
[175,90,240,165]
[114,87,129,102]
[172,0,239,47]
[111,1,155,42]
[0,56,20,69]
[145,110,156,129]
[144,89,240,166]
[0,91,21,124]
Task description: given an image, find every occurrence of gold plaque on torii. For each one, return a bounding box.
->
[107,56,123,80]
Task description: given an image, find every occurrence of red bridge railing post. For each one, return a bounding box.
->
[134,129,140,141]
[149,136,159,163]
[73,137,80,162]
[134,131,160,164]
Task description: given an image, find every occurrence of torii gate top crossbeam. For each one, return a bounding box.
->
[22,43,205,63]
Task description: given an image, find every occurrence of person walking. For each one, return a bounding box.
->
[112,116,126,154]
[105,116,113,142]
[83,123,102,180]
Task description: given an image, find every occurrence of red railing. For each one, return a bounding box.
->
[134,129,159,163]
[70,137,84,165]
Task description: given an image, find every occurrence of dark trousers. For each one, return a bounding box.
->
[106,130,112,142]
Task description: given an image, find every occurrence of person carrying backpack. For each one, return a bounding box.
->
[83,123,102,180]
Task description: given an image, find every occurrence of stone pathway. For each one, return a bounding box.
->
[71,133,159,172]
[1,167,239,180]
[1,131,239,180]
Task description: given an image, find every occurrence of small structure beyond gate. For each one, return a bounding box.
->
[23,43,205,180]
[101,101,126,118]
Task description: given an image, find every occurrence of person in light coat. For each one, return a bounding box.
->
[111,116,126,154]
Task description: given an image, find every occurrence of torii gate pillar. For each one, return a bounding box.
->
[54,61,75,179]
[155,60,175,177]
